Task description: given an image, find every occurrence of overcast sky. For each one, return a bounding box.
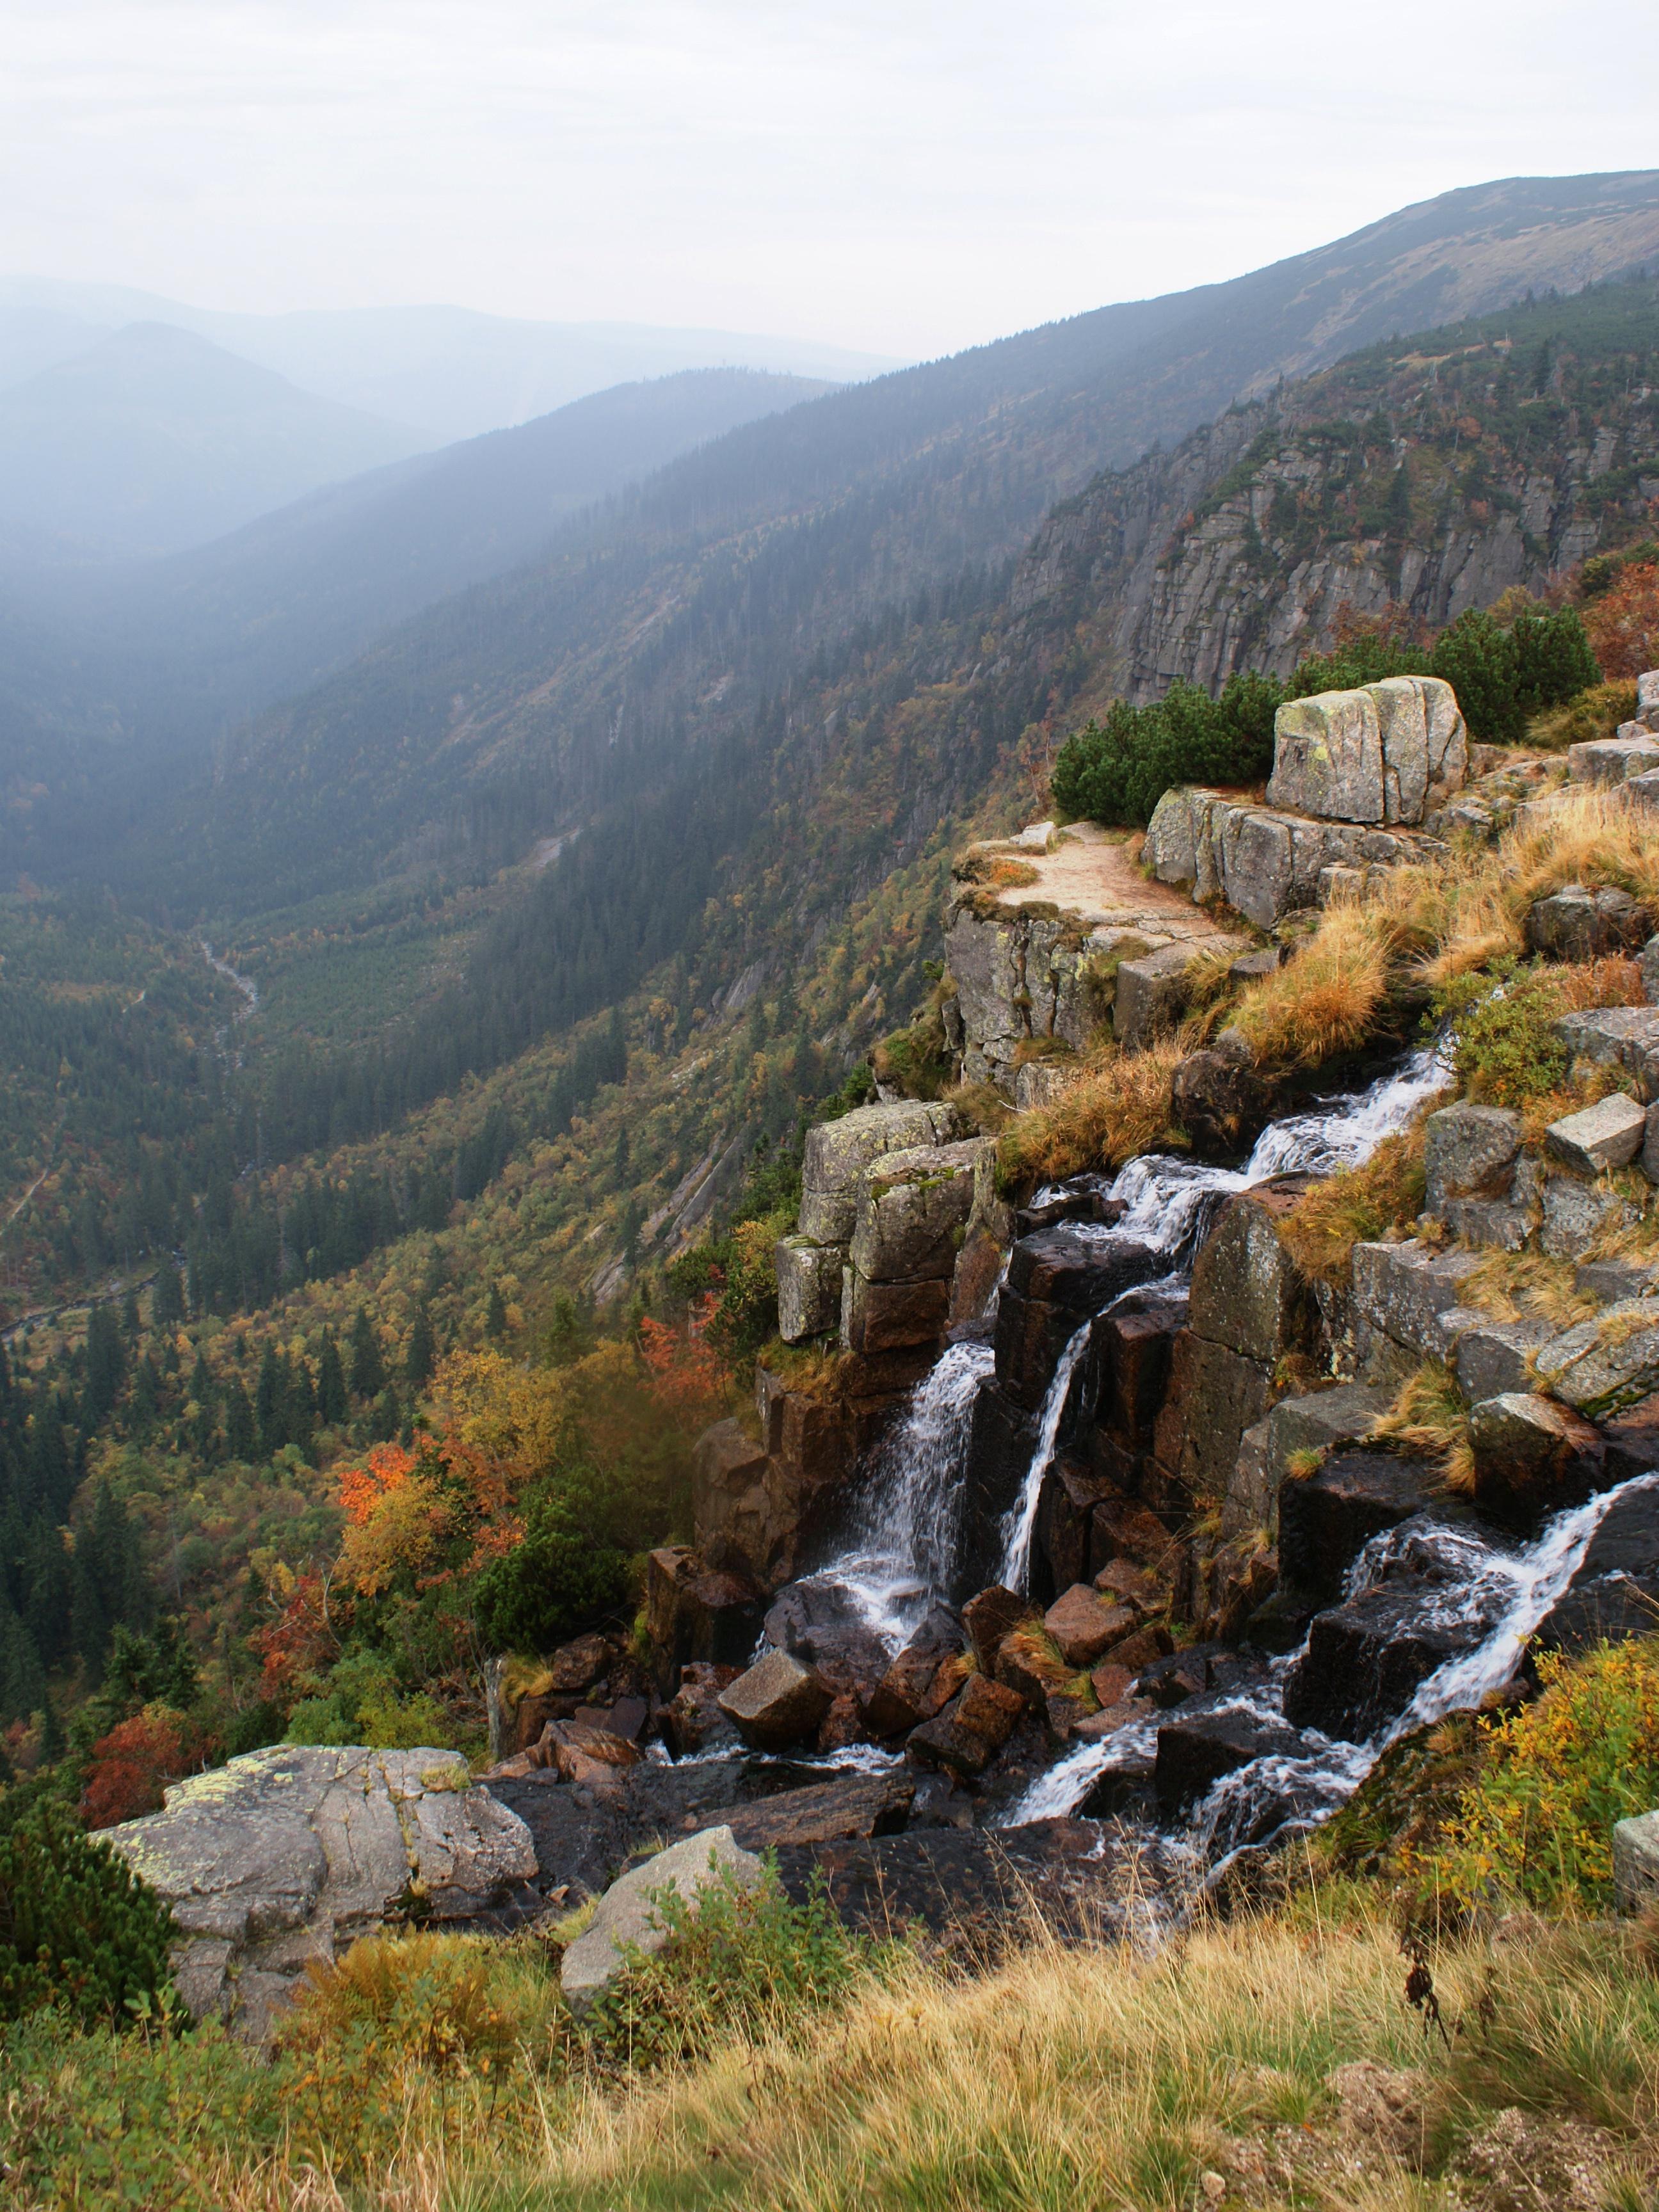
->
[4,0,1657,358]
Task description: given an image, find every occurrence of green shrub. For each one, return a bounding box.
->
[581,1861,897,2071]
[1430,958,1571,1107]
[469,1492,630,1654]
[0,1802,180,2028]
[1427,1637,1659,1911]
[1052,673,1279,826]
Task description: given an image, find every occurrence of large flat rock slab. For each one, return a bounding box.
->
[105,1745,536,2037]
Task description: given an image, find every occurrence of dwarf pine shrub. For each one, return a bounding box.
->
[0,1802,179,2027]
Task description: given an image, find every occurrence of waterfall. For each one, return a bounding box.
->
[991,1046,1454,1601]
[801,1338,995,1650]
[1011,1472,1659,1863]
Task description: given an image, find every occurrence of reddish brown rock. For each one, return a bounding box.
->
[817,1693,868,1753]
[994,1623,1072,1709]
[717,1649,834,1751]
[863,1607,969,1738]
[954,1671,1025,1752]
[545,1632,616,1695]
[1044,1583,1135,1669]
[661,1663,741,1756]
[1107,1621,1175,1673]
[962,1583,1033,1669]
[1092,1559,1167,1614]
[1087,1660,1134,1710]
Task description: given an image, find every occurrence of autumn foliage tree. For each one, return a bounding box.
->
[1582,560,1659,680]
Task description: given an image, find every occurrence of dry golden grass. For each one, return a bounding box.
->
[1230,899,1399,1068]
[1368,1360,1474,1493]
[1525,679,1639,751]
[466,1902,1659,2212]
[1278,1128,1427,1285]
[1460,1249,1599,1330]
[997,1038,1183,1185]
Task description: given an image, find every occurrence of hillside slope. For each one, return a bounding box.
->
[167,172,1659,920]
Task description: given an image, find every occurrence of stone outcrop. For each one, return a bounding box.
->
[105,1747,537,2038]
[1142,785,1445,931]
[1265,675,1466,826]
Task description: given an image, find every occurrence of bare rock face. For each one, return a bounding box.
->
[797,1100,966,1246]
[1544,1093,1647,1176]
[1526,883,1645,961]
[1468,1391,1605,1525]
[1266,675,1466,826]
[1423,1102,1522,1217]
[561,1826,764,2014]
[104,1747,536,2040]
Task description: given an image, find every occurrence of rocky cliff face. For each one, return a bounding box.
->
[1000,287,1659,710]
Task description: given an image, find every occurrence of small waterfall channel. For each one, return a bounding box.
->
[1014,1473,1659,1879]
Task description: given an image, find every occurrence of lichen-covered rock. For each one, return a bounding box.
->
[1545,1092,1647,1175]
[717,1648,834,1751]
[797,1101,965,1244]
[1532,1301,1659,1419]
[1350,1239,1483,1361]
[1526,883,1645,961]
[1539,1170,1634,1259]
[1566,734,1659,785]
[1113,942,1196,1049]
[1266,675,1465,826]
[105,1747,535,2039]
[1170,1045,1270,1155]
[775,1235,844,1341]
[1453,1315,1554,1404]
[1614,1810,1659,1915]
[1143,783,1440,929]
[849,1139,986,1284]
[1423,1102,1522,1216]
[561,1827,764,2012]
[1554,1007,1659,1102]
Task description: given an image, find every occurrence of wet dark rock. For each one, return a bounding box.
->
[1171,1048,1270,1157]
[1136,1650,1210,1708]
[660,1663,741,1756]
[1086,1291,1187,1452]
[957,1383,1038,1595]
[1468,1393,1605,1528]
[909,1672,1027,1776]
[1013,1175,1114,1237]
[1277,1450,1445,1605]
[1531,1479,1659,1657]
[1282,1583,1496,1742]
[1153,1700,1320,1815]
[993,1228,1161,1411]
[769,1820,1172,1948]
[645,1546,767,1695]
[1089,1491,1187,1582]
[1187,1181,1314,1365]
[1601,1400,1659,1485]
[723,1772,914,1850]
[544,1631,618,1694]
[1075,1749,1158,1820]
[1034,1454,1118,1603]
[764,1582,890,1696]
[1151,1331,1272,1507]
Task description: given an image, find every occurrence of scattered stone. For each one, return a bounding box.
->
[1170,1046,1270,1156]
[1043,1583,1135,1667]
[1642,934,1659,1007]
[1544,1092,1647,1174]
[1539,1171,1635,1260]
[961,1583,1032,1668]
[544,1632,616,1695]
[1614,1809,1659,1915]
[1525,883,1645,959]
[1423,1102,1521,1215]
[763,1582,890,1697]
[661,1663,741,1757]
[1454,2105,1628,2212]
[1088,1660,1135,1709]
[1331,2061,1427,2163]
[561,1827,764,2012]
[716,1650,834,1751]
[1104,1620,1174,1672]
[1468,1392,1605,1524]
[863,1607,969,1737]
[1153,1701,1318,1813]
[106,1747,536,2037]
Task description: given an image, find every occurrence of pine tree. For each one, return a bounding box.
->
[223,1378,256,1461]
[349,1308,385,1400]
[316,1331,348,1425]
[83,1306,126,1426]
[152,1259,186,1326]
[485,1282,508,1341]
[405,1308,437,1390]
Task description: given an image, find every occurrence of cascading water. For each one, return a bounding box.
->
[991,1046,1454,1601]
[799,1338,995,1650]
[1013,1472,1659,1871]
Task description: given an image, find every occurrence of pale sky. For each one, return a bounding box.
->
[4,0,1657,358]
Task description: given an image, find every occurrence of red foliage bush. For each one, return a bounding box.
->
[80,1706,211,1829]
[1582,561,1659,680]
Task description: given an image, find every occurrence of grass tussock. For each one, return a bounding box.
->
[997,1038,1183,1186]
[1459,1249,1599,1329]
[1231,899,1399,1068]
[1525,678,1639,751]
[479,1898,1659,2212]
[1368,1360,1474,1493]
[1278,1128,1426,1285]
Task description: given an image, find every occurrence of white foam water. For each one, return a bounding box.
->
[1011,1473,1659,1865]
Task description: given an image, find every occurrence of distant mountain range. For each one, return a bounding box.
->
[0,278,904,444]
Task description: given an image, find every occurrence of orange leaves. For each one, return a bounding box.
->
[1582,561,1659,680]
[81,1705,211,1829]
[338,1442,418,1527]
[253,1568,342,1696]
[638,1292,728,1424]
